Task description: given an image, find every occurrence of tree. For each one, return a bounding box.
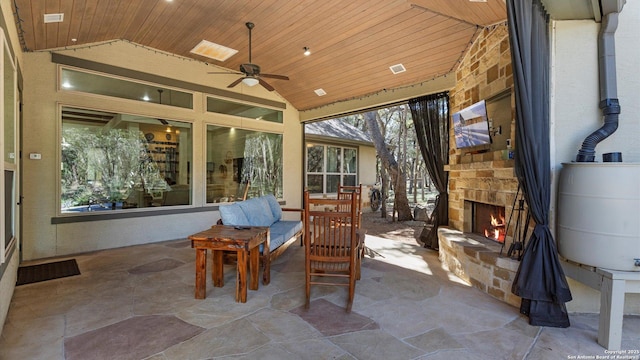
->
[363,110,413,221]
[61,128,167,209]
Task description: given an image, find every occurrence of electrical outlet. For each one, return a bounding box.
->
[29,153,42,160]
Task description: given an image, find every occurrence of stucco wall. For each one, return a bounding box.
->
[358,145,377,187]
[20,41,303,260]
[550,2,640,313]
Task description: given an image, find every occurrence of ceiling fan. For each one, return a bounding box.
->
[209,22,289,91]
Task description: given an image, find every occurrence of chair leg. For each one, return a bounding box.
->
[347,274,356,313]
[356,250,362,280]
[305,273,311,309]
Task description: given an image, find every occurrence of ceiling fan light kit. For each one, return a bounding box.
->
[242,77,259,86]
[209,22,289,91]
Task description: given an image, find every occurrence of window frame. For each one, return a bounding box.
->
[1,31,17,263]
[305,143,358,195]
[206,95,283,123]
[59,66,196,110]
[57,104,194,216]
[204,123,284,203]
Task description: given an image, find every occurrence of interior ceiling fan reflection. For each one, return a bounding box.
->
[208,22,289,91]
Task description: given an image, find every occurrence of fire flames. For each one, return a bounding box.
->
[484,214,506,243]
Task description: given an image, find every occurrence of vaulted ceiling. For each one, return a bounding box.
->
[11,0,507,112]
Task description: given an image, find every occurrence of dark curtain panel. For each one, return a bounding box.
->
[409,92,449,250]
[507,0,572,327]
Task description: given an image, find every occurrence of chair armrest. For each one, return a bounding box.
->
[281,207,303,213]
[281,208,304,220]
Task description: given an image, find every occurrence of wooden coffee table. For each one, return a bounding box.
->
[189,225,270,303]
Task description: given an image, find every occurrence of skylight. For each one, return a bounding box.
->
[190,40,238,62]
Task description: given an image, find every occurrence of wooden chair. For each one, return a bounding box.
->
[338,184,365,268]
[338,184,362,229]
[304,190,363,312]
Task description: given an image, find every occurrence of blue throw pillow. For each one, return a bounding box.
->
[219,203,250,225]
[264,194,282,220]
[238,197,276,226]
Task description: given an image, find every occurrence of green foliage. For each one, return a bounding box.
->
[61,128,167,208]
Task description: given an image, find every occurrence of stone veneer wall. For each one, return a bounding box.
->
[448,23,518,233]
[441,23,524,306]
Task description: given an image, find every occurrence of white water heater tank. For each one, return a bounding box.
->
[557,163,640,271]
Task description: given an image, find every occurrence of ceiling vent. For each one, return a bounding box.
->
[190,40,238,62]
[389,64,406,74]
[314,88,327,96]
[44,13,64,23]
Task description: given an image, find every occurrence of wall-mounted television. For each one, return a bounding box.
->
[452,100,491,149]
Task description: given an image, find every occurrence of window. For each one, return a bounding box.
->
[207,96,283,123]
[60,107,193,213]
[1,32,16,262]
[206,125,282,203]
[306,144,357,194]
[60,68,194,109]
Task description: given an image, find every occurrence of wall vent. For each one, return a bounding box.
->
[44,13,64,23]
[389,64,406,74]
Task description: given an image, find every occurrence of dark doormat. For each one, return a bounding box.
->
[16,259,80,286]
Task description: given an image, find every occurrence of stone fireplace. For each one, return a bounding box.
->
[439,151,522,307]
[434,23,527,307]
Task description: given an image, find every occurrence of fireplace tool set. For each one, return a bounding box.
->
[501,185,531,260]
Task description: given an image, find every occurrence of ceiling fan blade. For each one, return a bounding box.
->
[260,73,289,81]
[208,70,242,75]
[227,77,244,88]
[258,78,275,91]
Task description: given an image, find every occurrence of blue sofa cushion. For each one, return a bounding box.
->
[219,203,250,225]
[264,194,282,220]
[270,221,303,244]
[260,220,303,254]
[238,197,276,226]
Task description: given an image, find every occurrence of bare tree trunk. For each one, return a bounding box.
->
[381,167,389,219]
[364,111,413,221]
[411,158,417,203]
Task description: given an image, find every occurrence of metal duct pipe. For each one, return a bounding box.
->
[575,11,621,162]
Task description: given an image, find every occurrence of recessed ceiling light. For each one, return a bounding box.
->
[190,40,238,62]
[44,13,64,23]
[303,47,311,56]
[314,88,327,96]
[389,64,406,74]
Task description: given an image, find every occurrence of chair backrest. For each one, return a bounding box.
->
[338,184,362,229]
[304,191,358,261]
[236,181,250,201]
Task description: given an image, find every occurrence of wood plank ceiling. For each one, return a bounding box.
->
[11,0,506,112]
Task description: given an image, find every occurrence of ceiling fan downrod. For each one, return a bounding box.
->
[246,22,254,64]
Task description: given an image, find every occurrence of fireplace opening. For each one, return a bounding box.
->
[472,202,506,243]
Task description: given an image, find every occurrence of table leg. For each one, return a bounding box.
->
[236,249,247,303]
[195,248,207,299]
[263,229,271,285]
[249,247,259,290]
[212,250,224,287]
